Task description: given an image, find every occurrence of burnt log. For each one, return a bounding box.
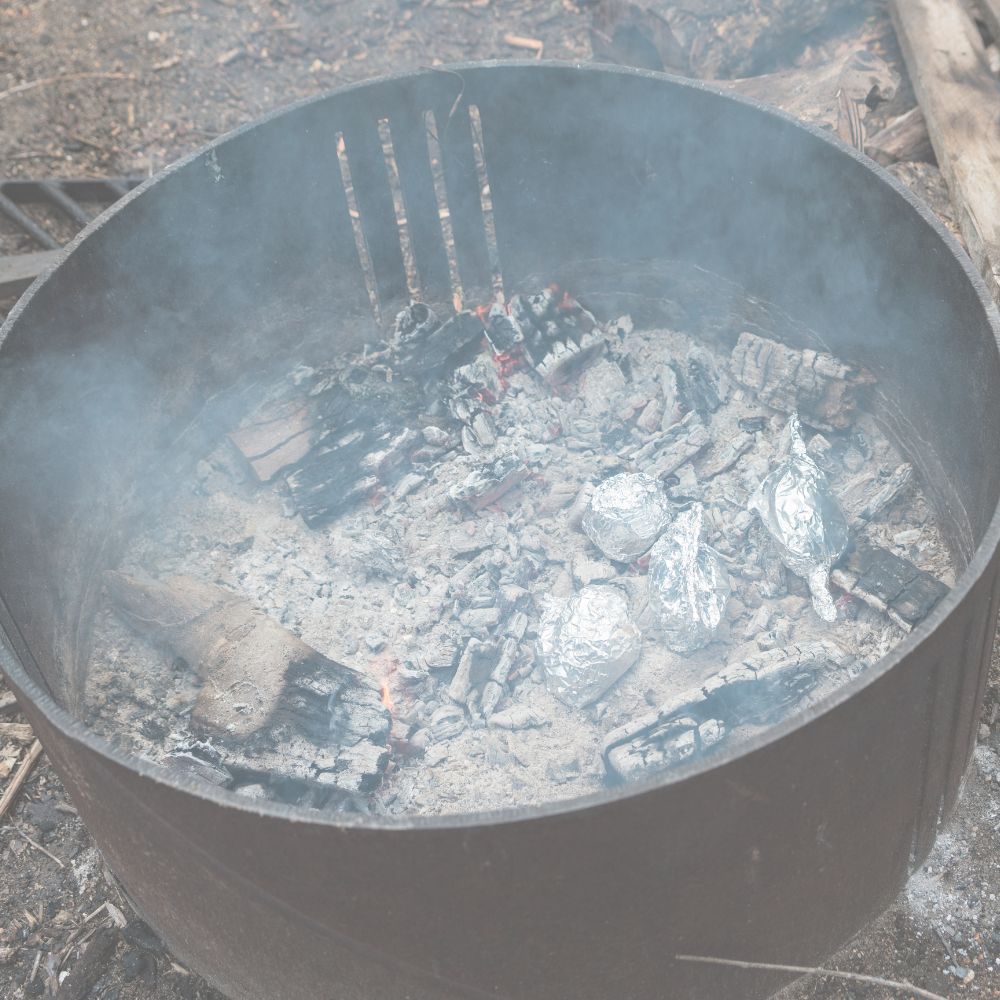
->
[626,410,711,479]
[831,541,948,631]
[106,572,391,795]
[729,331,873,431]
[590,0,867,79]
[603,639,848,780]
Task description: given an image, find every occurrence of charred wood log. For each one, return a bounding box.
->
[106,571,391,796]
[831,541,948,631]
[602,639,848,780]
[729,331,874,431]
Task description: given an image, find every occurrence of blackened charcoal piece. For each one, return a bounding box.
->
[107,572,391,798]
[395,311,486,375]
[165,751,234,789]
[605,717,726,782]
[313,363,421,431]
[285,428,392,526]
[738,415,769,433]
[485,302,525,353]
[602,640,847,781]
[450,453,529,510]
[508,287,601,378]
[536,332,607,387]
[627,410,711,479]
[681,347,724,422]
[394,301,439,344]
[831,542,948,631]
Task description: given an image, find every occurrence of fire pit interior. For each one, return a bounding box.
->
[3,63,999,1000]
[83,258,955,817]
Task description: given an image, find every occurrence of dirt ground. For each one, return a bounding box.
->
[1,0,999,997]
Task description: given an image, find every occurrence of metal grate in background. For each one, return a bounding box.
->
[0,177,141,298]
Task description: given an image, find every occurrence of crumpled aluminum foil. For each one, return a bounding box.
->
[648,503,730,653]
[537,585,642,707]
[582,472,673,562]
[749,413,849,622]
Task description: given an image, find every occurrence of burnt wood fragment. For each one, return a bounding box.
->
[832,541,948,630]
[228,399,314,483]
[730,331,873,430]
[603,640,847,780]
[56,927,121,1000]
[106,572,391,795]
[838,463,913,523]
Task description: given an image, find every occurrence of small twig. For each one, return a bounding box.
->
[13,827,66,869]
[675,954,948,1000]
[0,72,137,103]
[504,33,544,58]
[0,739,43,822]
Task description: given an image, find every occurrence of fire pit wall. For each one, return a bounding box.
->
[2,64,1000,1000]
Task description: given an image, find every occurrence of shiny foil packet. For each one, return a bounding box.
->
[648,503,730,653]
[537,585,642,708]
[749,413,849,622]
[582,472,673,562]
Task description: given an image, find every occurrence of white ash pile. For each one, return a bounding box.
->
[84,281,954,817]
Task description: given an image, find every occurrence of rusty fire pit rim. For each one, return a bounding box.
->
[2,60,999,832]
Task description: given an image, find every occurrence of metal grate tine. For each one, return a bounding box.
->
[340,120,409,320]
[426,98,493,305]
[388,109,453,308]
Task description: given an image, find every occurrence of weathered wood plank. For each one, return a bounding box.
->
[0,249,61,298]
[890,0,1000,303]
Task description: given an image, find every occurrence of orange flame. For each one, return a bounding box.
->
[380,682,394,714]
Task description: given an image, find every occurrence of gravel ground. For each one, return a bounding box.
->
[2,0,999,997]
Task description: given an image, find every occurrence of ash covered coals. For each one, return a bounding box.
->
[86,282,955,817]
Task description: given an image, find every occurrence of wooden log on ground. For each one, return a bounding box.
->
[591,0,866,79]
[865,106,934,165]
[890,0,1000,303]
